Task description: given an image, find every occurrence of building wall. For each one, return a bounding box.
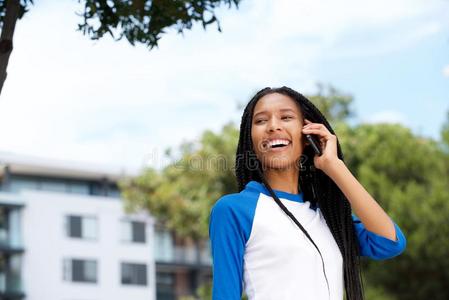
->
[0,153,213,300]
[19,190,156,300]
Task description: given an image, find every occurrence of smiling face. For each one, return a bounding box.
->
[251,92,305,170]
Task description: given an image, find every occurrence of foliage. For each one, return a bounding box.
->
[336,120,449,299]
[0,0,241,48]
[77,0,241,48]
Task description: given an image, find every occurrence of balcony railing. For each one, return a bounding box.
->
[155,242,212,266]
[0,207,23,251]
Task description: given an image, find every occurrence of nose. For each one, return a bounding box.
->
[267,117,281,132]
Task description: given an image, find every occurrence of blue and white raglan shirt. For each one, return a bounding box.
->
[208,180,407,300]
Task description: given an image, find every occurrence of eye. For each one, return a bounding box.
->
[254,119,266,124]
[282,115,294,120]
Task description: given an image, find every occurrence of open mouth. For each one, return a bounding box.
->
[262,139,291,151]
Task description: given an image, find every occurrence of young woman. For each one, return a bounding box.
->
[208,86,406,300]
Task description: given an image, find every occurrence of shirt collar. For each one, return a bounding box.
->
[245,180,304,203]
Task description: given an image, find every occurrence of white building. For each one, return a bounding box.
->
[0,152,156,300]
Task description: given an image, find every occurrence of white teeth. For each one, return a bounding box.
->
[267,139,290,147]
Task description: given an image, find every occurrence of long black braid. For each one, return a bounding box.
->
[235,86,365,300]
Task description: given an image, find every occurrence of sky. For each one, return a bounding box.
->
[0,0,448,174]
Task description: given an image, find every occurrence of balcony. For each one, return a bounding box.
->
[0,203,25,299]
[154,227,212,267]
[0,255,25,299]
[0,205,24,253]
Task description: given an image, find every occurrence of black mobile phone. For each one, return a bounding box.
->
[305,134,322,156]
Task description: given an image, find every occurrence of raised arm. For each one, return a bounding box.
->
[302,121,406,247]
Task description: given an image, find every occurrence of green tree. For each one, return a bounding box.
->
[337,122,449,300]
[0,0,241,94]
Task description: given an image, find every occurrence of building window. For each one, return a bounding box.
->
[154,226,174,262]
[9,177,39,193]
[8,175,91,195]
[67,181,90,195]
[66,215,97,240]
[63,258,97,283]
[121,262,147,286]
[40,179,66,193]
[121,220,146,243]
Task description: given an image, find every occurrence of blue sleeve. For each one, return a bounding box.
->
[352,214,406,260]
[208,194,256,300]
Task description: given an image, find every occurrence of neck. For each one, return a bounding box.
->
[263,164,300,194]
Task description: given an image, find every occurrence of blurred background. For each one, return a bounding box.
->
[0,0,448,299]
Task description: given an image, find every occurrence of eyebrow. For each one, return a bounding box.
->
[253,108,297,118]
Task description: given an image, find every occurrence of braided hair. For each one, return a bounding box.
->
[235,86,365,300]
